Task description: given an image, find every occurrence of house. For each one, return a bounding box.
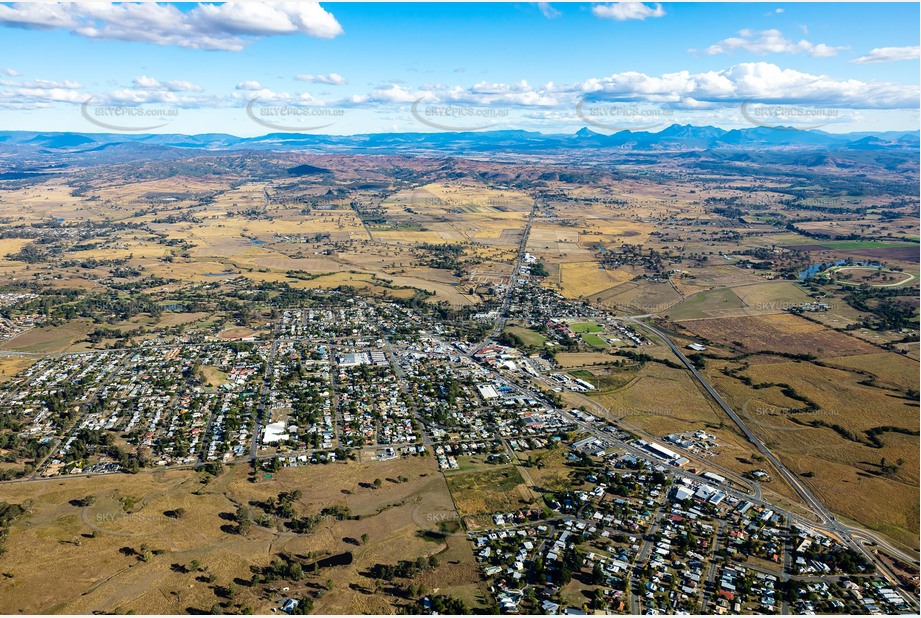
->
[281,599,300,614]
[541,600,560,614]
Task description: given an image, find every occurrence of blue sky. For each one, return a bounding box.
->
[0,2,918,135]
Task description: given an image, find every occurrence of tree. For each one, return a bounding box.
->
[361,533,369,544]
[235,505,252,535]
[373,478,382,488]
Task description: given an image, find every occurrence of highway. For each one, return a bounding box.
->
[475,199,537,349]
[626,316,919,608]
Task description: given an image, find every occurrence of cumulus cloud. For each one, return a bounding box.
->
[348,84,422,105]
[701,29,846,57]
[593,3,665,21]
[576,62,918,109]
[2,61,917,116]
[2,68,20,76]
[133,75,203,92]
[344,80,561,109]
[229,86,332,107]
[852,45,921,64]
[0,77,89,109]
[295,73,347,85]
[0,2,343,51]
[102,88,219,108]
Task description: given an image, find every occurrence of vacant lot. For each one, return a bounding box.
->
[444,466,537,524]
[504,325,547,349]
[1,320,94,353]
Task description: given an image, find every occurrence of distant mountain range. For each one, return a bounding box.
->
[0,125,917,179]
[0,125,917,157]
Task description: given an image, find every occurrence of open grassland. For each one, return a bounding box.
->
[823,351,920,391]
[0,356,37,380]
[589,280,683,315]
[0,455,487,614]
[588,362,724,436]
[730,281,814,313]
[444,465,538,525]
[667,282,814,321]
[678,313,878,357]
[666,288,744,320]
[554,262,634,299]
[503,325,547,349]
[381,183,531,244]
[553,352,621,367]
[670,264,768,298]
[704,354,920,550]
[0,320,94,353]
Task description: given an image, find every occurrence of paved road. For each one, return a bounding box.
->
[627,317,919,608]
[627,318,835,524]
[382,338,435,447]
[630,504,663,615]
[472,199,538,351]
[250,337,279,460]
[699,520,724,614]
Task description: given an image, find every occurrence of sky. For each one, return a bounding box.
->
[0,2,919,136]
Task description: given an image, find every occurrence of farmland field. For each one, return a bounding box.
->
[678,314,879,357]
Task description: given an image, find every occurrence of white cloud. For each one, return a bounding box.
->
[576,62,918,109]
[2,68,19,77]
[132,75,203,92]
[0,77,81,89]
[0,2,343,51]
[537,3,561,19]
[296,73,347,85]
[104,88,218,108]
[702,29,846,58]
[852,45,921,64]
[358,84,423,105]
[230,87,328,107]
[593,3,665,21]
[0,77,88,109]
[3,60,917,117]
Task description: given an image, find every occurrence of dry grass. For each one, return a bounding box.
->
[0,454,487,614]
[702,355,919,550]
[679,314,878,358]
[0,356,37,380]
[445,465,537,523]
[0,320,93,353]
[555,262,634,299]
